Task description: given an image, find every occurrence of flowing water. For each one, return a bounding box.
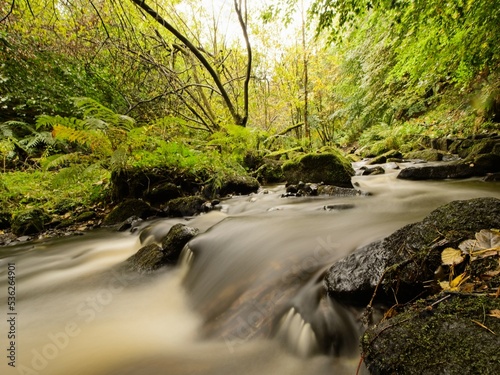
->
[1,165,499,375]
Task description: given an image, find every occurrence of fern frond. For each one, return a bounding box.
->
[40,152,81,171]
[20,131,55,150]
[72,97,135,131]
[36,115,84,131]
[52,125,113,157]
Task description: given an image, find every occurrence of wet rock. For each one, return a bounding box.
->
[362,294,500,375]
[127,224,199,272]
[367,150,403,165]
[484,172,500,182]
[397,162,476,180]
[144,182,181,206]
[361,166,385,176]
[405,148,446,162]
[117,216,143,232]
[204,175,260,198]
[282,152,354,188]
[11,208,50,236]
[165,196,207,217]
[317,185,362,196]
[161,223,199,261]
[102,199,159,226]
[323,204,355,211]
[325,197,500,304]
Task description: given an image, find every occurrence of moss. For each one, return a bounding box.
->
[282,151,354,187]
[405,149,445,161]
[363,295,500,374]
[11,208,50,236]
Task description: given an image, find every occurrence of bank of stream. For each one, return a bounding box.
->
[0,164,499,375]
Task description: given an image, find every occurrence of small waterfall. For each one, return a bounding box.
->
[277,308,319,357]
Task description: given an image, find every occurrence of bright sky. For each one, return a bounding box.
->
[176,0,312,47]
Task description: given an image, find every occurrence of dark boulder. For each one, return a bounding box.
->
[102,199,159,226]
[361,166,385,176]
[203,175,260,198]
[11,208,50,236]
[165,196,207,217]
[367,150,403,165]
[282,151,354,188]
[325,197,500,304]
[362,294,500,375]
[127,224,199,272]
[254,159,285,184]
[144,182,181,206]
[405,148,446,162]
[161,223,199,261]
[397,162,476,180]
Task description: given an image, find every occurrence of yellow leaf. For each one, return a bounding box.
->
[441,247,465,266]
[450,272,469,288]
[488,310,500,319]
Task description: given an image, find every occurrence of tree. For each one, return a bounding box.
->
[129,0,252,127]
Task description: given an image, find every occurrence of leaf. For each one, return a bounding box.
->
[441,247,465,266]
[488,310,500,319]
[459,239,478,254]
[475,229,500,249]
[450,272,469,288]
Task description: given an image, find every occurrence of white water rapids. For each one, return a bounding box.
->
[0,165,499,375]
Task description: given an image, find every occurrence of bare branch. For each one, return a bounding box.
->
[0,0,15,23]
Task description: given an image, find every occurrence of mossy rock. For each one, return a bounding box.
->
[367,150,403,165]
[216,175,260,197]
[254,159,285,184]
[11,208,50,236]
[325,197,500,304]
[405,149,445,162]
[144,182,182,206]
[282,151,354,188]
[165,196,207,217]
[102,199,158,226]
[127,224,199,272]
[362,295,500,375]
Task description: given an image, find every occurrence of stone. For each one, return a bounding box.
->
[145,182,181,206]
[325,197,500,304]
[367,150,403,165]
[362,295,500,375]
[102,199,158,226]
[361,166,385,176]
[282,152,355,188]
[397,162,476,180]
[127,224,199,272]
[165,196,207,217]
[405,149,446,162]
[254,159,285,184]
[11,208,50,236]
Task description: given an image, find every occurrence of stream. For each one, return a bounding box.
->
[1,165,499,375]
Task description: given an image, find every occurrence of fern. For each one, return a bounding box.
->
[40,153,81,171]
[72,97,135,131]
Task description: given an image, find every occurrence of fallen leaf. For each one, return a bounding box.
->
[476,229,500,249]
[450,272,469,288]
[441,248,465,266]
[459,239,478,254]
[488,310,500,319]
